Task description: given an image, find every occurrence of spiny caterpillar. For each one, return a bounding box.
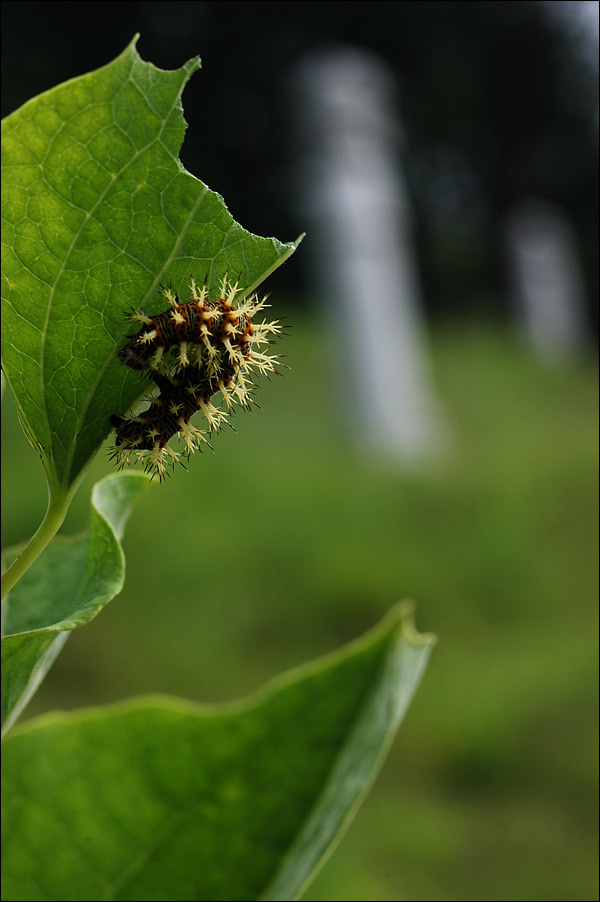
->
[110,276,282,478]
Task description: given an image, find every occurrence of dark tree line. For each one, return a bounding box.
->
[2,1,597,325]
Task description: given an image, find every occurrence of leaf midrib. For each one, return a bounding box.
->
[26,58,197,487]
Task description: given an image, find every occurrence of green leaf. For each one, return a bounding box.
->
[0,632,70,740]
[1,472,150,736]
[1,604,435,902]
[1,36,301,492]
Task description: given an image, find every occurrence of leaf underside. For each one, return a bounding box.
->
[1,36,301,489]
[1,472,150,736]
[1,604,435,902]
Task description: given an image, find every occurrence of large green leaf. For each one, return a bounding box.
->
[1,604,435,902]
[1,36,301,491]
[1,472,150,736]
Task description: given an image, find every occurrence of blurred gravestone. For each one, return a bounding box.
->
[505,199,589,362]
[290,48,446,463]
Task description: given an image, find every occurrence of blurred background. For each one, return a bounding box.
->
[2,2,598,900]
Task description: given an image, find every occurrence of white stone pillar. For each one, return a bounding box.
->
[291,47,446,463]
[505,199,589,362]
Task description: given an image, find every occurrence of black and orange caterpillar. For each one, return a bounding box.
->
[110,277,281,477]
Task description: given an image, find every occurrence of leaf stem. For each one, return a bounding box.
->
[1,489,70,602]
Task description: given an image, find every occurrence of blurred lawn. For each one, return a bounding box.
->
[2,311,598,902]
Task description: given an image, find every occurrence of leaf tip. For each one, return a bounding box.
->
[392,600,437,648]
[124,32,201,78]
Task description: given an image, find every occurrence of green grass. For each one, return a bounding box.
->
[2,313,598,901]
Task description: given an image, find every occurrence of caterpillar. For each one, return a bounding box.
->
[110,276,282,478]
[109,371,220,473]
